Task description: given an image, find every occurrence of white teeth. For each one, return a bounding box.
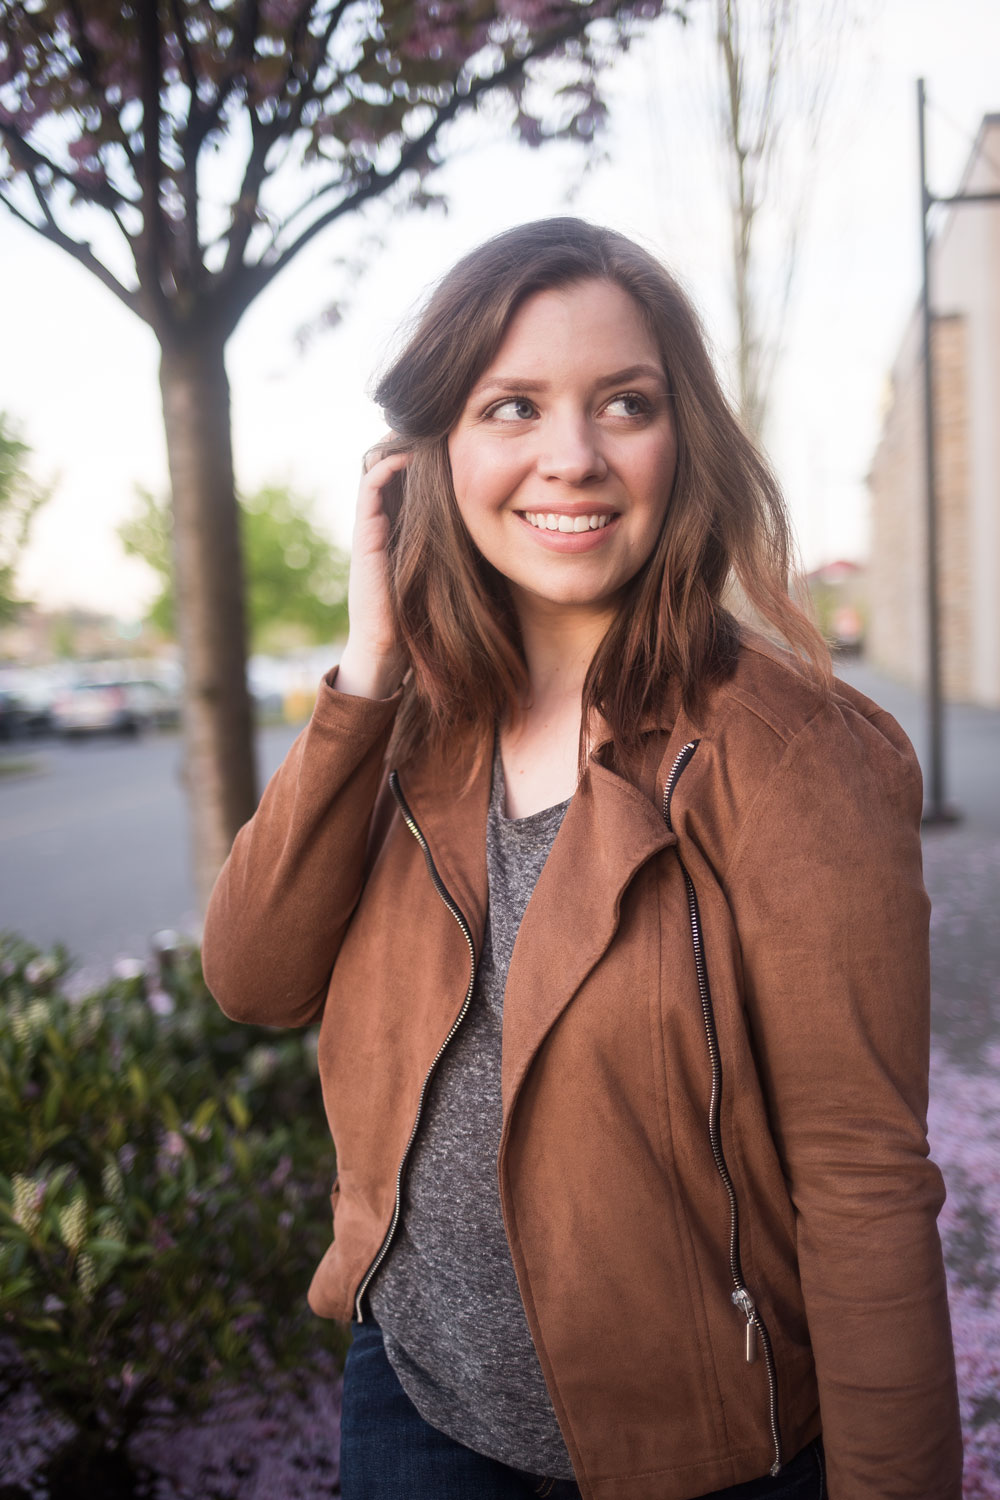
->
[523,511,613,532]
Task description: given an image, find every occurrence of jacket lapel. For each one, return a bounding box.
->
[499,756,676,1117]
[392,734,492,954]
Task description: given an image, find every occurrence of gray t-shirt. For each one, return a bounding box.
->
[368,742,574,1478]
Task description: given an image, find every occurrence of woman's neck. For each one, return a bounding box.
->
[499,600,611,818]
[516,598,612,708]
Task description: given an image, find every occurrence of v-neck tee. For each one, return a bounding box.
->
[368,740,575,1478]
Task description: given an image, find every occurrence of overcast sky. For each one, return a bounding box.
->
[4,0,999,620]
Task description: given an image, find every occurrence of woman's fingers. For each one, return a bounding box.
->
[336,445,412,699]
[355,448,410,533]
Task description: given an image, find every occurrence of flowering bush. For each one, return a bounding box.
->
[0,933,343,1462]
[929,1045,1000,1498]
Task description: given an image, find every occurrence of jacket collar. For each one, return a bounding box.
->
[393,716,681,1120]
[498,756,676,1116]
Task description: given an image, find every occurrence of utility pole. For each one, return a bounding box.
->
[916,79,1000,825]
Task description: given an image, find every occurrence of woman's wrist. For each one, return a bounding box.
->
[335,639,405,701]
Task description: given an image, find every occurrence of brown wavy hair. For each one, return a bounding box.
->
[372,217,830,769]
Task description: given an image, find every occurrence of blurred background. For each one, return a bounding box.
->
[0,1,998,1495]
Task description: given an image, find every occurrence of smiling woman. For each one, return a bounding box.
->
[447,281,677,625]
[364,219,831,790]
[202,219,962,1500]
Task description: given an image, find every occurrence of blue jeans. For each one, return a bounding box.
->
[339,1320,825,1500]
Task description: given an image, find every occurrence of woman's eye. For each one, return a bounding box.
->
[605,392,650,418]
[486,397,536,422]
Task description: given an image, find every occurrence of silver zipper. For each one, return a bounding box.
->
[663,741,783,1476]
[352,770,477,1321]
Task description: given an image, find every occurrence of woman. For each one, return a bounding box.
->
[202,218,962,1500]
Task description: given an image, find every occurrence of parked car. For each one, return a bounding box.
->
[0,689,29,741]
[51,679,181,738]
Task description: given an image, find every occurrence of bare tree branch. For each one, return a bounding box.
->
[183,0,263,159]
[59,0,142,179]
[135,1,170,322]
[231,8,606,317]
[280,0,344,104]
[168,0,200,99]
[220,0,352,280]
[0,121,133,216]
[166,0,202,280]
[0,186,140,314]
[712,0,834,435]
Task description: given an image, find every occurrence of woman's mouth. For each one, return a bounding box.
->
[521,511,617,533]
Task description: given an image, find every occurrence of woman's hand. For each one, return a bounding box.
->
[336,444,411,700]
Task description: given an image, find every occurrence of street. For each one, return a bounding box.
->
[0,721,301,984]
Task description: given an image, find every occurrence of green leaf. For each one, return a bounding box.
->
[0,1274,35,1302]
[226,1092,250,1132]
[43,1025,69,1060]
[87,1237,129,1262]
[42,1080,63,1129]
[127,1064,149,1106]
[232,1137,251,1178]
[191,1098,217,1133]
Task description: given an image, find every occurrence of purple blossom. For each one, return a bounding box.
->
[261,0,304,27]
[149,1218,177,1254]
[928,1042,1000,1487]
[112,956,146,982]
[148,986,175,1017]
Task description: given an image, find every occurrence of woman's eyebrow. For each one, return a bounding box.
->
[470,363,667,398]
[595,363,667,388]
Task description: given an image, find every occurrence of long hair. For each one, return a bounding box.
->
[372,217,830,770]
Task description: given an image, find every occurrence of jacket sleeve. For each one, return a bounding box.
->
[201,671,401,1028]
[723,702,963,1499]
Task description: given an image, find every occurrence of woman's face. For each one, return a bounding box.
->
[447,278,677,629]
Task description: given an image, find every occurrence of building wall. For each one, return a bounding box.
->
[867,116,1000,707]
[868,317,926,689]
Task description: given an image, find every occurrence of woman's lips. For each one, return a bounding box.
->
[522,510,615,533]
[515,510,620,550]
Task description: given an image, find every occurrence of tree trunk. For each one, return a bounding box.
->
[159,331,257,912]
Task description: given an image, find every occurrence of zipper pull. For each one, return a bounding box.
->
[731,1288,758,1364]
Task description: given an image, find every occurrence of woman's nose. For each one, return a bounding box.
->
[536,414,608,485]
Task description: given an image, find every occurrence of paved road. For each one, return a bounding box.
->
[0,722,301,985]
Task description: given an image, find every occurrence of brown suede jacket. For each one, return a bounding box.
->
[202,639,962,1500]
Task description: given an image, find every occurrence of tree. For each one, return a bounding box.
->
[0,412,49,624]
[0,0,677,907]
[712,0,845,436]
[119,482,350,650]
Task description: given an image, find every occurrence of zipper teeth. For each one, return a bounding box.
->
[353,772,477,1321]
[663,742,783,1476]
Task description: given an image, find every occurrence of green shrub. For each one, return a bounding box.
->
[0,933,343,1455]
